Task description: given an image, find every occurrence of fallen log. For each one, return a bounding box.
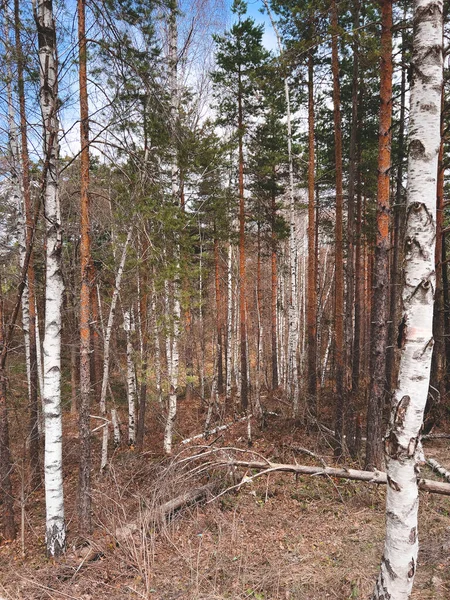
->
[115,483,214,542]
[157,483,214,519]
[426,458,450,483]
[217,459,450,497]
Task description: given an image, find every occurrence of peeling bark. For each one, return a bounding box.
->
[372,1,443,597]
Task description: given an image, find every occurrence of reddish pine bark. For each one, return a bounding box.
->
[428,88,446,425]
[366,0,393,470]
[78,0,92,535]
[238,82,248,412]
[386,30,407,392]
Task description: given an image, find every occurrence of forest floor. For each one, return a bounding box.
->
[1,392,449,600]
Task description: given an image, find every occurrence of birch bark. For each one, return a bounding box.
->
[34,0,66,557]
[164,0,181,454]
[372,1,443,596]
[124,310,136,447]
[226,241,233,400]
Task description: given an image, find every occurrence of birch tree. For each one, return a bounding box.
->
[372,0,443,596]
[33,0,66,556]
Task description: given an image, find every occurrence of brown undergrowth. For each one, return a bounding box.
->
[0,394,449,599]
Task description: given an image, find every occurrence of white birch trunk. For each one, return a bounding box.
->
[277,272,286,387]
[5,33,32,406]
[164,279,173,383]
[199,235,206,401]
[34,0,65,556]
[99,225,132,471]
[111,408,121,448]
[262,0,298,412]
[124,310,136,447]
[35,304,44,433]
[321,324,333,389]
[163,2,181,455]
[372,2,443,597]
[226,242,233,400]
[233,274,240,393]
[151,286,162,404]
[164,292,180,454]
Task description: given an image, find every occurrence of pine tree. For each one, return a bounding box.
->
[212,0,269,412]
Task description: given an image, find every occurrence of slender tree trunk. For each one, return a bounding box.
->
[13,0,40,489]
[99,226,132,471]
[164,0,181,453]
[90,266,101,404]
[136,233,149,452]
[330,0,345,454]
[0,276,16,541]
[366,0,393,471]
[372,1,443,596]
[77,0,92,536]
[386,20,407,393]
[255,223,263,421]
[345,1,360,455]
[428,88,445,424]
[238,81,248,412]
[352,149,363,420]
[306,50,317,419]
[124,310,136,447]
[226,241,233,399]
[214,233,224,394]
[151,280,162,405]
[271,188,279,390]
[34,0,66,557]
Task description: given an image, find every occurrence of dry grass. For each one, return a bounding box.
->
[1,403,449,600]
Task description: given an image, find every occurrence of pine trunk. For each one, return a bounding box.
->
[366,0,393,471]
[386,24,407,392]
[331,0,345,454]
[77,0,92,536]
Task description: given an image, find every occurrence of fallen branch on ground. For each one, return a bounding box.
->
[422,433,450,440]
[426,458,450,483]
[213,459,450,497]
[181,415,252,445]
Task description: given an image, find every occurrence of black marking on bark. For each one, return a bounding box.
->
[409,527,417,544]
[409,139,426,159]
[383,556,398,580]
[394,395,410,427]
[420,337,434,356]
[385,431,400,458]
[407,557,415,578]
[408,436,418,458]
[397,315,407,348]
[387,475,401,491]
[386,510,402,524]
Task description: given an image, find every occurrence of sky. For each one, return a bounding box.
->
[55,0,280,157]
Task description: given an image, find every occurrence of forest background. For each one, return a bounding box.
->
[0,0,448,598]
